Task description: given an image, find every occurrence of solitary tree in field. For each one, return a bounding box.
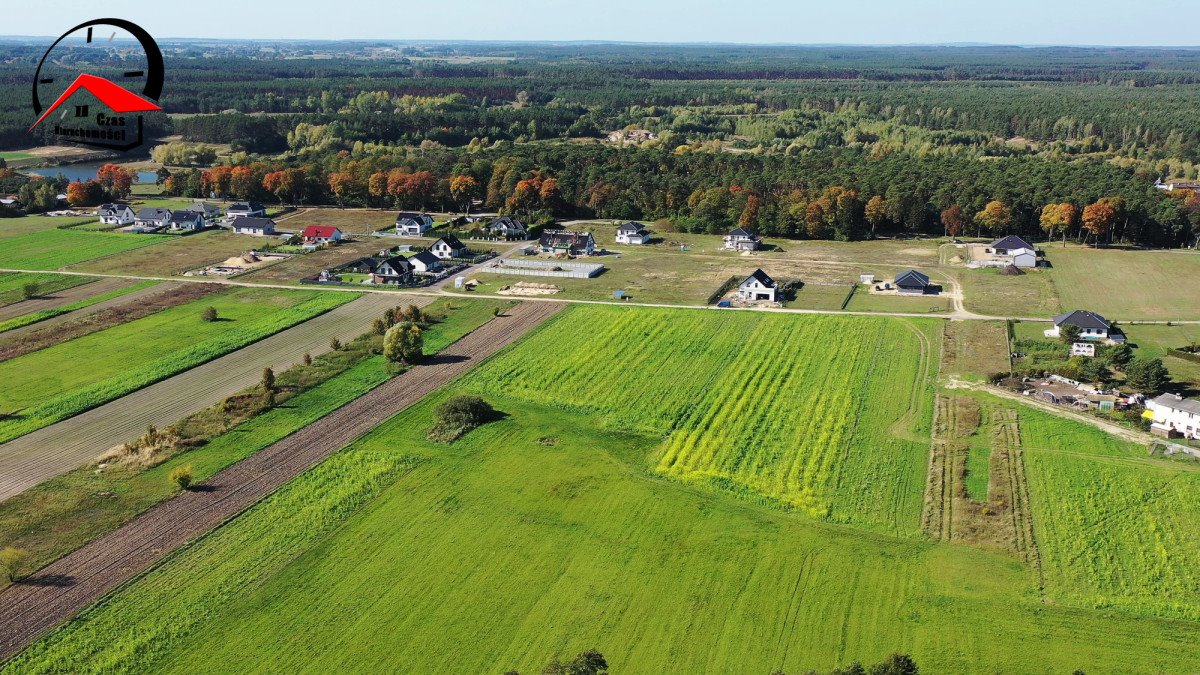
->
[200,306,218,322]
[261,367,278,405]
[169,465,194,491]
[303,352,313,366]
[329,337,342,351]
[541,649,607,675]
[20,283,38,300]
[868,653,919,675]
[383,322,423,367]
[0,547,29,583]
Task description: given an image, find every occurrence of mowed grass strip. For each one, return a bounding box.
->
[0,281,158,334]
[464,306,939,534]
[1046,246,1200,320]
[1018,404,1200,620]
[0,288,355,444]
[0,229,170,270]
[15,394,1200,674]
[0,273,97,307]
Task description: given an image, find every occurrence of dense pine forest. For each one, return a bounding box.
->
[5,41,1200,245]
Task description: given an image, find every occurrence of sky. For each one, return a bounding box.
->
[5,0,1198,46]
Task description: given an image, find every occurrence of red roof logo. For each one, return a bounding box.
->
[28,73,161,132]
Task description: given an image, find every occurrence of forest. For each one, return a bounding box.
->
[5,41,1200,245]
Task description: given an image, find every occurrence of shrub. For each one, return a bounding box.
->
[541,649,607,675]
[428,394,495,443]
[200,306,218,322]
[169,464,194,490]
[0,546,29,583]
[384,322,423,366]
[303,352,313,366]
[329,337,342,350]
[1059,324,1082,345]
[21,282,39,300]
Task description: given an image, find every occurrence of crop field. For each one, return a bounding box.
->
[0,281,158,334]
[0,273,96,307]
[68,231,270,277]
[1019,405,1200,620]
[464,306,939,533]
[1046,247,1200,320]
[0,217,97,241]
[0,229,169,270]
[0,287,354,444]
[16,389,1200,674]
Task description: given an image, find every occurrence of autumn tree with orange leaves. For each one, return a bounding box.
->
[1039,202,1078,243]
[95,164,135,199]
[449,175,480,214]
[940,204,966,238]
[1082,198,1117,247]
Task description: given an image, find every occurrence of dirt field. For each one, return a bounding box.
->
[0,293,418,501]
[68,231,269,277]
[0,282,171,342]
[236,239,392,283]
[0,278,126,323]
[0,300,563,660]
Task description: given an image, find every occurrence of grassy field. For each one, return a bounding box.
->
[1019,404,1200,620]
[843,288,953,314]
[0,288,354,443]
[281,208,410,236]
[16,388,1200,674]
[0,230,169,270]
[68,231,269,277]
[464,306,939,533]
[941,320,1012,382]
[0,216,97,241]
[0,281,158,333]
[1121,324,1200,393]
[0,273,97,307]
[954,267,1061,318]
[1046,246,1200,320]
[0,296,512,583]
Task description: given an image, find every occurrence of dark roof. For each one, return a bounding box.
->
[137,207,171,220]
[376,256,413,274]
[228,201,264,213]
[342,257,377,272]
[1151,393,1200,416]
[539,230,594,248]
[727,227,758,238]
[168,211,202,223]
[991,235,1035,251]
[232,217,275,230]
[895,269,931,287]
[1053,310,1111,331]
[395,212,431,224]
[98,203,129,216]
[489,216,526,230]
[744,268,776,288]
[409,251,440,266]
[188,202,220,214]
[437,234,465,249]
[617,221,647,233]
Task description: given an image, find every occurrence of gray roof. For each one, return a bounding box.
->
[895,269,931,287]
[232,217,275,230]
[1151,394,1200,416]
[98,203,130,216]
[137,207,171,220]
[1054,310,1110,331]
[168,211,202,223]
[409,250,440,266]
[617,221,647,233]
[188,202,221,214]
[744,268,776,288]
[228,201,264,213]
[489,216,526,231]
[395,212,432,225]
[991,235,1035,251]
[728,227,758,238]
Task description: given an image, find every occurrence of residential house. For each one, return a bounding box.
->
[1044,310,1124,343]
[723,227,761,251]
[371,256,414,285]
[395,212,435,237]
[227,201,266,219]
[735,269,777,303]
[431,234,468,260]
[167,210,206,232]
[134,207,172,230]
[538,230,595,256]
[1155,178,1200,194]
[342,257,378,274]
[188,201,222,224]
[408,250,443,274]
[895,269,934,295]
[1146,394,1200,440]
[97,203,135,226]
[231,217,276,236]
[987,235,1038,268]
[487,216,528,239]
[302,225,344,245]
[615,221,651,245]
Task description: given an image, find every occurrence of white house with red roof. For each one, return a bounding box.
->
[302,225,343,245]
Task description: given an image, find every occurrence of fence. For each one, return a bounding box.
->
[483,259,604,279]
[839,283,857,310]
[706,276,740,305]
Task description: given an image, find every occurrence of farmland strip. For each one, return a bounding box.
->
[0,278,110,320]
[0,300,563,661]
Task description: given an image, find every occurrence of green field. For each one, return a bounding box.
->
[955,267,1062,318]
[0,217,98,241]
[0,287,354,443]
[1046,247,1200,320]
[0,281,159,334]
[0,229,169,270]
[463,306,940,533]
[0,272,97,307]
[17,386,1200,673]
[1121,324,1200,392]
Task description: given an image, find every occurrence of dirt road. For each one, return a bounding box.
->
[0,300,562,661]
[0,293,420,501]
[0,278,130,323]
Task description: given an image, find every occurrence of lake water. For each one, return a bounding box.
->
[26,163,158,184]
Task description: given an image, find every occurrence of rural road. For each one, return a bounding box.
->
[0,277,130,323]
[0,281,175,341]
[0,292,423,501]
[0,300,564,662]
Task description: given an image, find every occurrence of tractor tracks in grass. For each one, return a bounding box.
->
[0,300,563,663]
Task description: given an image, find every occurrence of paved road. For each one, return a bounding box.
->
[0,292,422,501]
[0,281,176,342]
[0,300,564,662]
[0,278,130,323]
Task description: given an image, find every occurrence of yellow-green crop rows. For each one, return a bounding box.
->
[466,306,939,534]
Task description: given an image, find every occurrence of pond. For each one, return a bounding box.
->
[25,163,158,184]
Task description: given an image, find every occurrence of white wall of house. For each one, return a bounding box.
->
[616,231,649,244]
[737,279,776,302]
[1147,400,1200,439]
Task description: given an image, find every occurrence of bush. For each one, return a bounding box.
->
[200,306,218,322]
[169,464,194,490]
[383,322,423,365]
[329,337,342,350]
[0,546,29,583]
[427,394,495,443]
[21,282,39,300]
[541,649,607,675]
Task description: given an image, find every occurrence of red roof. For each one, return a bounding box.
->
[29,74,162,132]
[302,225,341,239]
